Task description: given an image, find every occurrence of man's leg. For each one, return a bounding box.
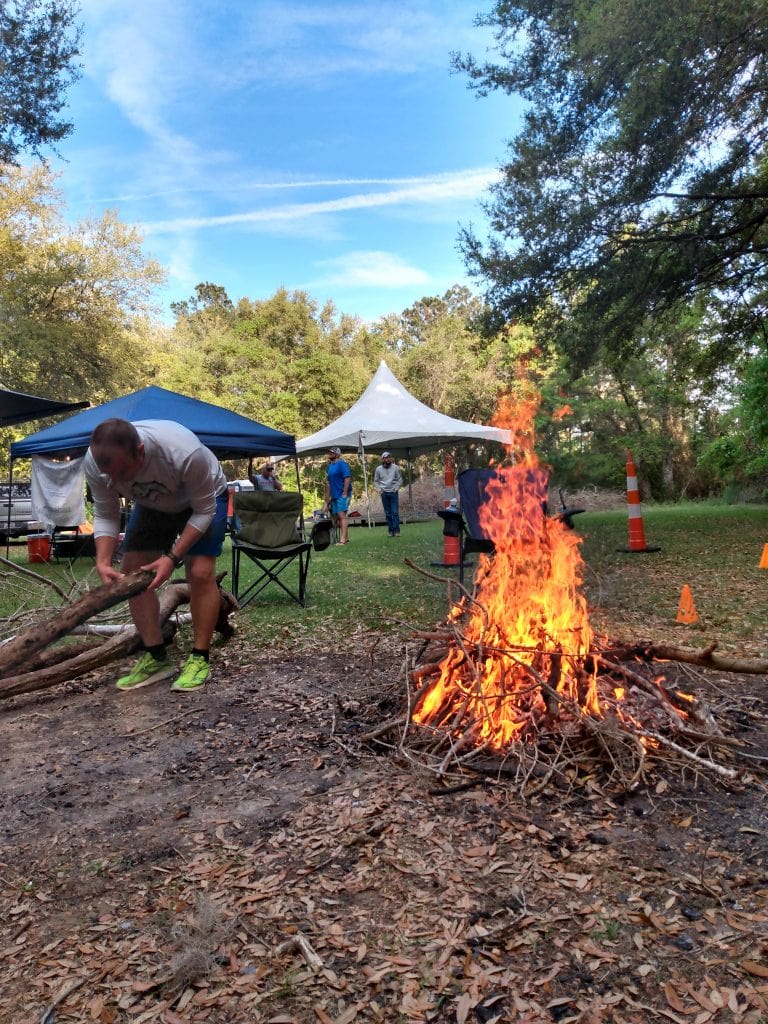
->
[122,549,164,645]
[186,554,220,651]
[338,510,349,543]
[172,554,218,692]
[116,548,174,690]
[382,491,394,534]
[391,494,401,535]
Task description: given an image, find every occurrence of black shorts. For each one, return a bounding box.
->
[122,493,228,557]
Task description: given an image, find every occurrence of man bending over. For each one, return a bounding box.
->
[85,418,228,692]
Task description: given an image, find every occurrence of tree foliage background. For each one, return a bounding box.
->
[1,0,765,503]
[457,0,768,366]
[451,0,768,498]
[0,0,81,163]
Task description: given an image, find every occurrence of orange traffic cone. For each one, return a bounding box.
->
[618,450,660,553]
[431,458,465,568]
[676,584,699,624]
[759,544,768,569]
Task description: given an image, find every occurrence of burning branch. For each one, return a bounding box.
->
[380,394,758,794]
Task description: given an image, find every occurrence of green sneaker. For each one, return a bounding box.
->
[116,651,174,691]
[171,654,210,692]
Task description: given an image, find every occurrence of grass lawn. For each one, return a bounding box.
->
[578,502,768,656]
[3,502,768,657]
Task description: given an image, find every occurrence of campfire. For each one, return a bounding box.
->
[393,393,744,793]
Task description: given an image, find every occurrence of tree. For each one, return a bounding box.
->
[698,347,768,494]
[457,0,768,367]
[0,163,165,408]
[535,297,746,497]
[163,286,377,439]
[0,0,82,163]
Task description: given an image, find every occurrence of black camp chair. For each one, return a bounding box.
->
[231,491,331,607]
[51,524,96,562]
[441,469,584,583]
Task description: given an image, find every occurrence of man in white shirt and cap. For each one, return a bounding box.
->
[373,451,403,537]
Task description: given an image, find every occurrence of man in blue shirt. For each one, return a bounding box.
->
[325,447,352,545]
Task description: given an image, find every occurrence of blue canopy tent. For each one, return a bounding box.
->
[11,386,296,460]
[8,387,298,554]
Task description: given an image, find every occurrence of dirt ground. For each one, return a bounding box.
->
[1,638,768,1024]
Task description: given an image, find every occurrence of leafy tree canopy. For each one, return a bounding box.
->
[0,0,81,163]
[458,0,768,366]
[0,163,165,407]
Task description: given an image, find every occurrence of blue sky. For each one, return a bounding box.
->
[52,1,522,325]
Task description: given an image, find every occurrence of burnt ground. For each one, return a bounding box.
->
[1,641,768,1024]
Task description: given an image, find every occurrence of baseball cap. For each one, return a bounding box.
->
[329,446,341,455]
[382,451,391,458]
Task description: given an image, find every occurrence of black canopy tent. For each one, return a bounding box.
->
[2,388,91,548]
[0,388,89,428]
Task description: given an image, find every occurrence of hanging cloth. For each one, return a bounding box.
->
[31,455,86,527]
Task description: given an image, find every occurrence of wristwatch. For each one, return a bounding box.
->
[165,550,184,568]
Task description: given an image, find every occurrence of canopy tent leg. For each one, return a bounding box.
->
[357,434,372,528]
[291,456,305,533]
[407,448,414,516]
[4,457,13,558]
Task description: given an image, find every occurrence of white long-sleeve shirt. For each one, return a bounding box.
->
[85,420,227,538]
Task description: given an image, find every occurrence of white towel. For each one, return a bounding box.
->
[31,455,86,527]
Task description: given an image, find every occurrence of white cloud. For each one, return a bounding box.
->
[218,2,484,86]
[140,168,499,235]
[67,0,502,228]
[312,251,431,289]
[77,0,481,129]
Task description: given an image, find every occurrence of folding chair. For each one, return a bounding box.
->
[51,525,96,562]
[440,468,546,583]
[451,468,584,583]
[231,491,318,607]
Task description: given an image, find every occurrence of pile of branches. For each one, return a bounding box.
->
[364,617,768,796]
[0,562,236,701]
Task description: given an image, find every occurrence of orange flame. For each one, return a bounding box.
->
[413,392,598,748]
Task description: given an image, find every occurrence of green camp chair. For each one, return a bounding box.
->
[231,491,330,607]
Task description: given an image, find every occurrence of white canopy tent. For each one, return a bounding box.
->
[298,360,510,457]
[297,361,511,522]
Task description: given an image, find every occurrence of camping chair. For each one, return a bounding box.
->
[231,491,332,608]
[51,525,96,562]
[435,469,505,584]
[448,468,583,583]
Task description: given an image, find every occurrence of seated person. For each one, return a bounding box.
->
[248,460,283,492]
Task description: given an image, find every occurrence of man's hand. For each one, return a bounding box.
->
[96,563,124,586]
[141,554,174,591]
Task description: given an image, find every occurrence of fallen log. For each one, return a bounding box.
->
[24,639,104,673]
[0,571,154,679]
[0,581,235,699]
[627,642,768,676]
[0,618,175,699]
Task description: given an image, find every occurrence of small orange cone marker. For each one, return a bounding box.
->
[676,584,699,624]
[759,543,768,569]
